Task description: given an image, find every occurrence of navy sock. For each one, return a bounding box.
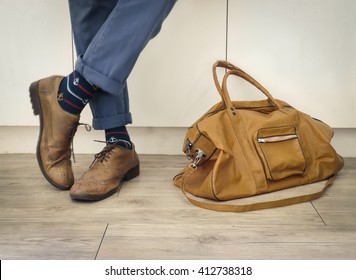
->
[57,71,98,115]
[105,127,132,149]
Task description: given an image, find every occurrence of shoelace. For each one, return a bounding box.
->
[91,144,117,167]
[68,122,92,163]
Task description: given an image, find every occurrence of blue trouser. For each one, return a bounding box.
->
[68,0,176,129]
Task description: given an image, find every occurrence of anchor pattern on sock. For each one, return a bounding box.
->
[105,127,132,149]
[57,71,98,115]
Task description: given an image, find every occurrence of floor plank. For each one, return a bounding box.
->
[0,222,107,260]
[311,162,356,226]
[97,224,356,260]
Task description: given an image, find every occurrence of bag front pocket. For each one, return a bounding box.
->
[257,126,306,181]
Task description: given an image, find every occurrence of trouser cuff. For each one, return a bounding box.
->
[92,112,132,130]
[75,55,125,95]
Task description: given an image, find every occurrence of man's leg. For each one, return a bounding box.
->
[69,0,176,201]
[69,0,176,147]
[29,0,119,190]
[67,0,130,126]
[64,0,131,149]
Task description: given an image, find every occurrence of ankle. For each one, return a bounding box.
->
[57,71,98,115]
[105,126,132,149]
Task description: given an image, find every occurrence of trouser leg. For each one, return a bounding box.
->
[75,0,176,95]
[68,0,130,129]
[68,0,119,56]
[69,0,176,129]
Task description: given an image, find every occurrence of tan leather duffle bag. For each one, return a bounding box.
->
[173,60,344,212]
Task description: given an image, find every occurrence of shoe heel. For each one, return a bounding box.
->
[123,164,140,181]
[29,81,40,116]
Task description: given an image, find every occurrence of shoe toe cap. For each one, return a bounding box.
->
[70,179,118,201]
[46,165,74,190]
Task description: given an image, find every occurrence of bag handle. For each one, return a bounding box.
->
[212,60,282,107]
[218,65,284,113]
[213,60,244,96]
[181,165,336,212]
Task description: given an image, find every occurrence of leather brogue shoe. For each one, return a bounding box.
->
[70,144,140,201]
[29,76,80,190]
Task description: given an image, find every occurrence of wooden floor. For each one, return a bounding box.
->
[0,154,355,260]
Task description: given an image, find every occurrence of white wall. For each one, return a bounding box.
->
[226,0,356,128]
[0,0,355,155]
[0,0,73,126]
[130,0,356,128]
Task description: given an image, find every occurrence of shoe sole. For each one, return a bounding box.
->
[70,164,140,201]
[29,81,70,190]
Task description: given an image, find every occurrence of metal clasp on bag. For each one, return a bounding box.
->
[189,148,206,170]
[185,139,193,160]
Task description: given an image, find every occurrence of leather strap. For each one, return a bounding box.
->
[181,165,336,212]
[213,60,244,97]
[221,69,283,111]
[213,60,284,115]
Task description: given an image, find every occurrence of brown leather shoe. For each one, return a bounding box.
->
[70,144,140,201]
[29,76,80,190]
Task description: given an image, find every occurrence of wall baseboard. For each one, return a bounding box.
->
[0,126,355,157]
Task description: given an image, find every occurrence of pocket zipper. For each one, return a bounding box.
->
[257,134,298,143]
